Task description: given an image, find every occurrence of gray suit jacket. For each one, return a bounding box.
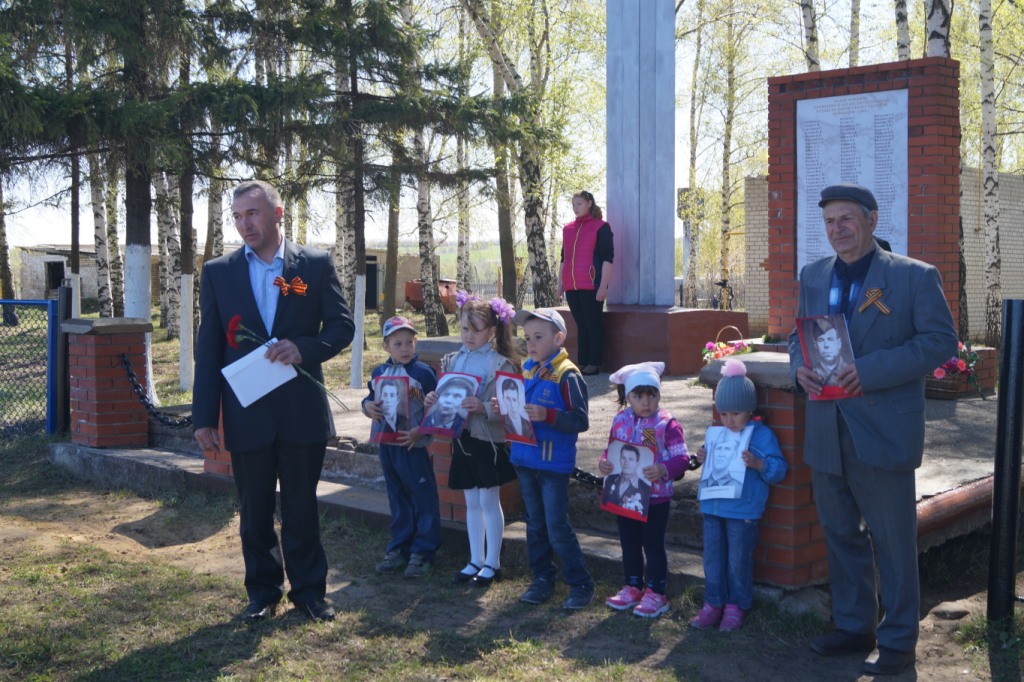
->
[788,247,956,473]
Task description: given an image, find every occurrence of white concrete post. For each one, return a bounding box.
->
[606,0,676,306]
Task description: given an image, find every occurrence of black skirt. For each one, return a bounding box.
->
[447,431,518,490]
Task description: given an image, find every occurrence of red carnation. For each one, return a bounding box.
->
[227,314,242,349]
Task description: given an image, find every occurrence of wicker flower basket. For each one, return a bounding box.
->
[701,326,751,364]
[925,373,972,400]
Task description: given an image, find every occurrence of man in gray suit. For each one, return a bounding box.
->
[788,184,956,676]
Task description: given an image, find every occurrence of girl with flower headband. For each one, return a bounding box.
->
[424,293,521,587]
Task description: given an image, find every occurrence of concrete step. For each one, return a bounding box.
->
[148,414,706,550]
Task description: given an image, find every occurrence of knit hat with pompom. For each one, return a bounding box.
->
[715,358,757,413]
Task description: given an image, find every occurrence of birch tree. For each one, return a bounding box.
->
[154,172,180,339]
[456,134,471,291]
[926,0,952,57]
[979,0,1001,347]
[415,129,448,336]
[719,4,738,307]
[849,0,860,67]
[486,2,516,303]
[105,159,125,317]
[800,0,820,71]
[680,0,707,307]
[0,178,18,325]
[87,154,113,317]
[460,0,557,307]
[894,0,911,60]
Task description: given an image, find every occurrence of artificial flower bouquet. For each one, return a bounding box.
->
[931,341,984,399]
[701,325,752,364]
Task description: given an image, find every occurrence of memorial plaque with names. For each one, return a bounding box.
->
[796,91,908,273]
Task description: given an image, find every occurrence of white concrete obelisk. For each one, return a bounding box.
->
[606,0,675,306]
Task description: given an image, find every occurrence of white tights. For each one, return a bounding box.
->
[463,486,505,571]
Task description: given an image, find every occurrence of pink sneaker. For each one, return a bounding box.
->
[632,588,670,618]
[689,602,723,629]
[605,585,644,611]
[719,604,746,631]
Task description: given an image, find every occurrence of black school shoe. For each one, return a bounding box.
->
[809,629,877,656]
[520,578,554,605]
[562,584,595,610]
[241,599,279,623]
[863,646,916,675]
[295,599,336,622]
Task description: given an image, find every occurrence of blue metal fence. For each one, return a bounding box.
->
[0,299,59,435]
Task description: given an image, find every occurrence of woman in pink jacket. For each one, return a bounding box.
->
[559,191,614,375]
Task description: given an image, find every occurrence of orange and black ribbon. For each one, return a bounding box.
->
[858,288,890,315]
[273,276,308,296]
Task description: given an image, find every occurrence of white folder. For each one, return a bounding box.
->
[220,338,298,408]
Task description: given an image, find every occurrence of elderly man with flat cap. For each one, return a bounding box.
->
[788,183,956,676]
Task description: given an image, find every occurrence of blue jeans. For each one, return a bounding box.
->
[379,444,441,560]
[516,466,593,588]
[702,514,759,609]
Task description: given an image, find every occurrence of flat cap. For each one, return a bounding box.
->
[818,183,878,212]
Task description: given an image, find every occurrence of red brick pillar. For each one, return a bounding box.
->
[203,412,233,477]
[701,353,828,587]
[62,318,152,448]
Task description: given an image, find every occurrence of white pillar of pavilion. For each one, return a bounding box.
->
[606,0,676,306]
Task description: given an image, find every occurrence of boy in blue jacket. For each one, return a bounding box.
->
[362,316,441,579]
[508,308,593,609]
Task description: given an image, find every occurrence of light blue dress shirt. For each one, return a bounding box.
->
[244,240,286,336]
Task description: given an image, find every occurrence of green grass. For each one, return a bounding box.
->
[5,432,1024,680]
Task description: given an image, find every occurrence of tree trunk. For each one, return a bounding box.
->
[456,134,471,291]
[155,173,170,327]
[491,55,516,303]
[65,32,82,317]
[105,156,125,317]
[518,145,556,307]
[333,43,357,308]
[926,0,952,58]
[894,0,911,60]
[800,0,820,71]
[849,0,860,67]
[683,0,706,308]
[296,186,309,245]
[179,50,196,388]
[719,9,736,309]
[88,154,113,317]
[205,116,225,262]
[154,173,180,338]
[980,0,1001,347]
[0,177,19,325]
[382,167,400,321]
[462,0,555,306]
[414,130,448,337]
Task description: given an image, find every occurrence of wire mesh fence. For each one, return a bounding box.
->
[0,301,52,437]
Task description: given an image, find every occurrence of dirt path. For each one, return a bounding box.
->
[4,477,1014,682]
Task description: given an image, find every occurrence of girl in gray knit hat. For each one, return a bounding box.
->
[690,358,788,632]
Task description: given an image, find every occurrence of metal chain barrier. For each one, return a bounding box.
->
[571,454,703,491]
[121,353,193,428]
